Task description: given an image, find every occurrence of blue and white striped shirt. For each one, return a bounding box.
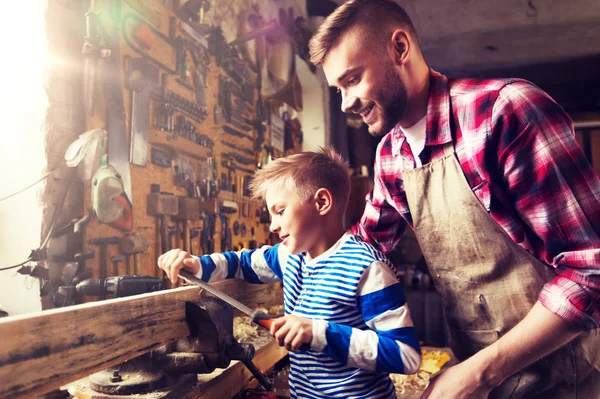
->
[194,232,421,398]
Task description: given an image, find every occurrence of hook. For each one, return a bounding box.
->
[526,0,538,18]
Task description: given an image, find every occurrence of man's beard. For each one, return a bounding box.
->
[368,66,407,137]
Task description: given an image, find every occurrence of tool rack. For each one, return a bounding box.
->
[83,0,287,283]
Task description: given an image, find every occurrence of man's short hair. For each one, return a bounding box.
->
[250,147,350,209]
[309,0,418,67]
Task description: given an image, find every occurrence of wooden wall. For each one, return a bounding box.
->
[82,0,286,282]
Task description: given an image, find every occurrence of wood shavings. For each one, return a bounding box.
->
[233,315,258,341]
[268,304,284,316]
[390,349,452,395]
[390,371,431,394]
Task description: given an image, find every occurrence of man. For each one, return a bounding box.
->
[309,0,600,398]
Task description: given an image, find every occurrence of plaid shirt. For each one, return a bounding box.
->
[352,69,600,329]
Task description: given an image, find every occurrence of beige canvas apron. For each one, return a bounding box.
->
[401,142,600,398]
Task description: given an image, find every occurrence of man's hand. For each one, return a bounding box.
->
[157,249,200,284]
[269,314,313,352]
[420,360,492,399]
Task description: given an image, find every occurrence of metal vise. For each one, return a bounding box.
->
[153,297,256,374]
[73,297,270,398]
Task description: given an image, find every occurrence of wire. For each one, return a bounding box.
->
[0,258,32,272]
[0,169,74,271]
[0,171,51,202]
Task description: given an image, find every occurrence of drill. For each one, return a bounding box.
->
[76,276,164,298]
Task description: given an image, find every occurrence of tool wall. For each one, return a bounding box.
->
[80,0,301,290]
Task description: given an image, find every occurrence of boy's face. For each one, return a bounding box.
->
[265,183,321,255]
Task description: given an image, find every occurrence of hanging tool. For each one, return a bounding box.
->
[82,6,110,117]
[176,197,201,254]
[76,275,164,298]
[92,146,133,232]
[124,56,159,166]
[111,255,126,275]
[147,186,179,258]
[102,26,133,202]
[122,13,178,74]
[88,236,121,299]
[221,140,255,156]
[120,235,149,275]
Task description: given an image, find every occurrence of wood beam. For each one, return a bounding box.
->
[0,286,199,399]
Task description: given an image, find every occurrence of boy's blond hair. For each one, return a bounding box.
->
[250,147,350,210]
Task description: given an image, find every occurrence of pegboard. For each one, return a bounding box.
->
[81,0,296,285]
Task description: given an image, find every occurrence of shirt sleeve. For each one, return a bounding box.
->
[310,261,422,374]
[193,243,289,284]
[492,81,600,329]
[351,140,408,254]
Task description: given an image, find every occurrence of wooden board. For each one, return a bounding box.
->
[0,286,199,399]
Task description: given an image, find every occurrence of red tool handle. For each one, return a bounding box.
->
[252,310,311,351]
[256,318,273,329]
[252,310,273,330]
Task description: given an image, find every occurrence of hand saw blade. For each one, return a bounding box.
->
[102,26,132,201]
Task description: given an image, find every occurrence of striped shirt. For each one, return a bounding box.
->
[194,232,421,398]
[352,69,600,329]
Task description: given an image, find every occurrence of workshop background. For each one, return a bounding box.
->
[0,0,600,398]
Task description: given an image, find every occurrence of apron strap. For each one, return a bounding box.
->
[443,140,455,157]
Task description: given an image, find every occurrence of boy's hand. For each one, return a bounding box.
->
[157,249,200,284]
[269,314,313,352]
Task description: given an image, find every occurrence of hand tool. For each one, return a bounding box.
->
[177,271,279,333]
[222,124,254,142]
[179,269,311,351]
[122,13,178,74]
[222,151,255,166]
[76,275,164,298]
[220,215,233,251]
[124,56,159,166]
[111,255,126,275]
[92,151,133,232]
[102,26,133,202]
[221,158,255,175]
[221,140,255,156]
[120,235,149,275]
[147,185,179,261]
[176,196,201,254]
[88,236,121,298]
[82,9,109,116]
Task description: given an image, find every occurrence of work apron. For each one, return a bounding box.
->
[401,142,600,398]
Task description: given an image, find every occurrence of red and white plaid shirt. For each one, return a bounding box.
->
[352,69,600,329]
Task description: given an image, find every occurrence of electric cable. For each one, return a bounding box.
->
[0,171,51,202]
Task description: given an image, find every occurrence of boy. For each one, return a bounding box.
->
[158,148,421,398]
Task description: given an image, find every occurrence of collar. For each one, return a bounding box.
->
[391,69,454,156]
[304,231,353,265]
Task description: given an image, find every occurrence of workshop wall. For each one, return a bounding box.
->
[34,0,315,306]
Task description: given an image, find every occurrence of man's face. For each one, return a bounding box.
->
[323,29,407,136]
[265,183,320,255]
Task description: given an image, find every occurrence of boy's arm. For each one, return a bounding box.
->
[158,244,288,285]
[310,261,422,374]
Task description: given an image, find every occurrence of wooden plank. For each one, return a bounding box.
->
[0,286,200,399]
[208,280,284,313]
